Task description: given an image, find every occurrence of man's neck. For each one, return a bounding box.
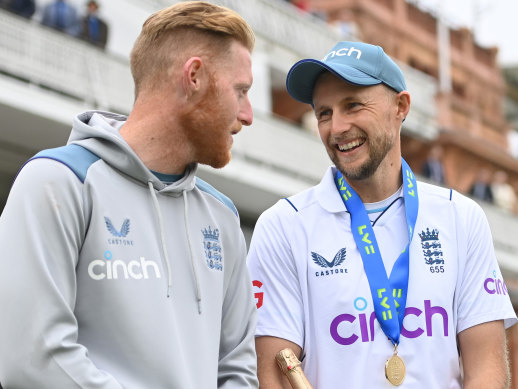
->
[120,107,191,175]
[346,160,403,204]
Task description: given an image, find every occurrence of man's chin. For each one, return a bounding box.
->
[337,161,376,181]
[205,154,232,170]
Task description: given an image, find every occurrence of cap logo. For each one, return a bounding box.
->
[286,41,406,104]
[323,46,362,61]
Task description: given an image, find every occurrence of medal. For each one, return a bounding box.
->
[385,344,405,386]
[335,159,418,385]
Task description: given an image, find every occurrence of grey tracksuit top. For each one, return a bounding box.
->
[0,111,258,388]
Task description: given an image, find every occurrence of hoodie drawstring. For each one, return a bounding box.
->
[148,181,173,298]
[147,181,202,314]
[183,190,202,314]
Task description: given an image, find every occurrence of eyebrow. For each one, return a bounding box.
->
[314,95,360,111]
[237,82,251,88]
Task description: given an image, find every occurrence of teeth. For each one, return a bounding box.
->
[338,139,363,151]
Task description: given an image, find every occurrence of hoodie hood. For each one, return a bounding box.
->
[68,110,197,193]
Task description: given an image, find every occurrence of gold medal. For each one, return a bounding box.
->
[385,345,405,386]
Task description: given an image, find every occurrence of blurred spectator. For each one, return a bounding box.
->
[0,0,35,19]
[469,168,494,203]
[80,0,108,49]
[421,145,446,185]
[41,0,80,37]
[491,170,518,213]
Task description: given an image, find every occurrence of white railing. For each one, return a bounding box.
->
[0,10,134,114]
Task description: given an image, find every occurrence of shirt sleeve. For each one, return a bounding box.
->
[0,159,123,388]
[454,195,517,333]
[247,204,305,348]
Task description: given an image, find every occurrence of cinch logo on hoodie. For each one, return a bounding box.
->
[87,250,161,280]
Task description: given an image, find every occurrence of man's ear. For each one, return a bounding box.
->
[396,91,411,121]
[182,57,203,97]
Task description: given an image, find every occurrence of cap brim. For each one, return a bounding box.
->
[286,59,382,105]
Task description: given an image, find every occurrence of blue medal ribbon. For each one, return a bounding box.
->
[334,158,418,346]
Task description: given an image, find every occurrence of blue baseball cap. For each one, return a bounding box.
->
[286,41,406,104]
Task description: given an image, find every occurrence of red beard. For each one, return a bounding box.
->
[180,76,239,169]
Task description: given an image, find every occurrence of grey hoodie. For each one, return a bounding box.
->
[0,111,258,388]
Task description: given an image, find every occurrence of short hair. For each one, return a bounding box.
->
[130,1,255,97]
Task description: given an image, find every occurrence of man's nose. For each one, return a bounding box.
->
[330,112,352,134]
[239,97,253,126]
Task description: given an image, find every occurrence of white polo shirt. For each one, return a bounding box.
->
[248,166,516,389]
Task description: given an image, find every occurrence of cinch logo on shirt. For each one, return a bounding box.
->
[87,250,161,280]
[484,270,508,296]
[330,297,448,346]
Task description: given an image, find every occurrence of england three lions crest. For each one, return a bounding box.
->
[418,228,444,266]
[202,226,223,271]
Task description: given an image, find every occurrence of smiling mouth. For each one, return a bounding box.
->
[337,138,366,152]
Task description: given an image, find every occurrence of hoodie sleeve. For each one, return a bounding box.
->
[217,230,259,389]
[0,159,123,388]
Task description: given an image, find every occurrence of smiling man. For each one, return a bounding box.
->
[247,41,516,388]
[0,2,258,388]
